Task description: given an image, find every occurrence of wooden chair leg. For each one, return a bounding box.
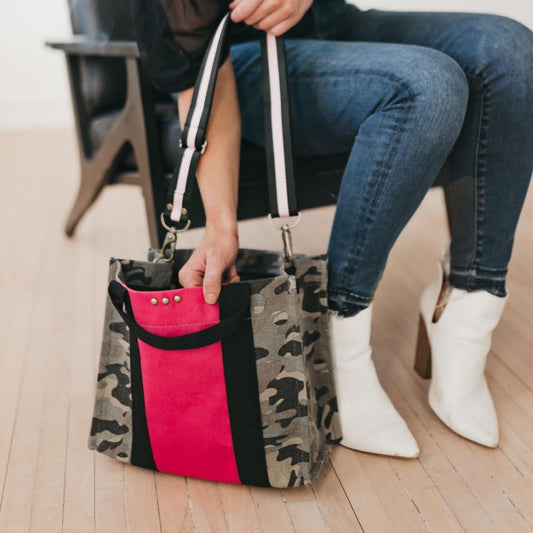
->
[134,150,164,248]
[63,53,131,239]
[64,110,131,237]
[63,55,168,247]
[64,162,111,236]
[127,58,169,249]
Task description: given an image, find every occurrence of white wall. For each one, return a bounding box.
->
[0,0,72,129]
[0,0,531,130]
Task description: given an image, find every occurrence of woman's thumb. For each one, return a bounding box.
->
[203,256,224,304]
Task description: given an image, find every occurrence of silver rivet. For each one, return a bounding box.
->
[174,295,182,303]
[162,297,170,305]
[150,298,158,306]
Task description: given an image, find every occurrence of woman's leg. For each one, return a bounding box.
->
[230,38,469,315]
[231,38,468,457]
[338,8,533,295]
[334,9,533,446]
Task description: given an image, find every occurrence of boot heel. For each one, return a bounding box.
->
[414,314,432,379]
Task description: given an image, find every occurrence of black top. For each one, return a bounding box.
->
[130,0,353,93]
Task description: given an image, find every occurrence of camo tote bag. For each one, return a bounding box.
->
[87,14,342,488]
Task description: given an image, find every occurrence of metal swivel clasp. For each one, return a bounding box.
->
[268,213,302,271]
[155,208,192,263]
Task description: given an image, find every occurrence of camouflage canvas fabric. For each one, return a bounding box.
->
[87,259,133,462]
[236,250,341,487]
[87,257,175,462]
[88,248,341,487]
[294,256,342,471]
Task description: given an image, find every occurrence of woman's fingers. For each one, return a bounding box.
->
[178,252,205,288]
[203,252,226,304]
[178,265,203,288]
[230,0,309,36]
[242,0,279,26]
[226,263,241,283]
[230,0,263,23]
[177,230,240,303]
[269,14,304,36]
[253,10,292,33]
[179,257,240,303]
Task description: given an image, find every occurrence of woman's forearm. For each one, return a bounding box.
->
[177,57,241,235]
[176,56,241,303]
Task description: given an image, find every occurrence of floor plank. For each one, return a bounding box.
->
[155,472,194,533]
[187,478,228,532]
[93,454,127,533]
[219,483,261,532]
[124,467,161,532]
[285,501,329,533]
[249,486,295,533]
[311,461,363,533]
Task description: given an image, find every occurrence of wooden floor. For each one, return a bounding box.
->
[0,129,531,533]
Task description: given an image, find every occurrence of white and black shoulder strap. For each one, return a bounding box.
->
[164,13,299,228]
[261,32,298,219]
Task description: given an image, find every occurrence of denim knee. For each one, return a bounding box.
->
[460,15,533,92]
[385,46,469,148]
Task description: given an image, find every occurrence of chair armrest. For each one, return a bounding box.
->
[46,37,139,58]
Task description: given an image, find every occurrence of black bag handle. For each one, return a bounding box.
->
[108,280,248,350]
[164,12,298,228]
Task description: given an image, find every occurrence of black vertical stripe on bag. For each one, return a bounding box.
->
[218,284,270,487]
[126,289,157,470]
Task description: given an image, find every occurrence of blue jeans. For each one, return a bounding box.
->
[229,7,533,316]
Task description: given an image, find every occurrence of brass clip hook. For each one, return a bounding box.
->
[268,213,301,271]
[154,210,192,263]
[281,224,294,270]
[158,229,178,263]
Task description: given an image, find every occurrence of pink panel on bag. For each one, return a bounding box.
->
[126,285,241,483]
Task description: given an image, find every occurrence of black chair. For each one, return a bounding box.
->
[47,0,446,248]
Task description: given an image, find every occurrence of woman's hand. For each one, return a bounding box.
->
[229,0,313,36]
[178,226,241,305]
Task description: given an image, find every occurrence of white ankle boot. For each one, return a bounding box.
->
[329,304,420,458]
[415,254,508,447]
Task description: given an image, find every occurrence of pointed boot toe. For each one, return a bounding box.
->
[330,305,419,458]
[415,252,507,449]
[429,382,499,447]
[339,378,420,458]
[356,409,420,458]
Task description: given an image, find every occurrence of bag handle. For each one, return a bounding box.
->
[108,280,249,350]
[163,13,298,228]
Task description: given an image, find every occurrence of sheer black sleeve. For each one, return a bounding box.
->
[131,0,229,93]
